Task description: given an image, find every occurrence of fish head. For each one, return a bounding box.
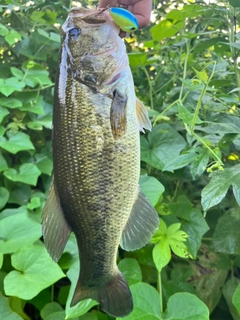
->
[61,7,129,88]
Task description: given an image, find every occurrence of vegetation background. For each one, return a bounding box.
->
[1,0,240,319]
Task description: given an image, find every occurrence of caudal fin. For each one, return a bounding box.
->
[70,272,133,318]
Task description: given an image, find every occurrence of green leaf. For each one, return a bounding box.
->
[190,148,209,179]
[0,212,41,254]
[212,208,240,255]
[233,284,240,316]
[4,245,65,300]
[141,123,186,170]
[169,195,193,220]
[165,292,209,320]
[117,282,161,320]
[182,209,209,259]
[0,23,8,36]
[0,253,3,269]
[118,258,142,286]
[35,153,53,175]
[192,67,209,83]
[8,184,31,206]
[5,29,21,46]
[0,292,23,320]
[128,52,147,68]
[0,97,22,109]
[0,106,9,123]
[4,163,41,186]
[151,20,184,42]
[0,132,35,154]
[228,0,240,7]
[153,239,171,272]
[10,67,24,79]
[40,302,64,320]
[163,152,197,172]
[0,187,9,210]
[201,164,240,212]
[177,104,202,125]
[139,175,165,206]
[27,197,41,210]
[65,261,98,319]
[223,278,240,320]
[0,77,25,97]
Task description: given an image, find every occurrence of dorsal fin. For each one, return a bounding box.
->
[136,97,152,133]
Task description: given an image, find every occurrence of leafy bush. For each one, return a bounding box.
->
[1,0,240,319]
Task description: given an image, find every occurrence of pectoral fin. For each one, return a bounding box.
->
[120,187,159,251]
[110,90,127,140]
[136,97,152,132]
[42,178,71,261]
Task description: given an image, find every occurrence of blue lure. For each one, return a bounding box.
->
[109,7,139,32]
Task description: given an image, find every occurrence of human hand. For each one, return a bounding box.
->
[99,0,152,29]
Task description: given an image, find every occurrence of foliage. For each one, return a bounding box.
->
[1,0,240,319]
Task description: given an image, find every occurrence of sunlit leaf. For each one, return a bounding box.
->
[0,212,41,254]
[4,163,41,185]
[116,283,161,320]
[4,245,65,300]
[0,132,34,154]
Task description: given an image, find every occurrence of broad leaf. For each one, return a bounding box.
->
[212,208,240,255]
[0,132,34,154]
[165,292,209,320]
[141,123,186,170]
[0,292,22,320]
[4,245,65,300]
[117,282,161,320]
[4,163,41,186]
[118,258,142,286]
[201,164,240,212]
[139,175,165,206]
[0,212,41,254]
[65,261,98,319]
[0,187,9,210]
[233,284,240,316]
[182,209,209,258]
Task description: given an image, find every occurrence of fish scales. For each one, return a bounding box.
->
[54,76,140,283]
[42,6,159,318]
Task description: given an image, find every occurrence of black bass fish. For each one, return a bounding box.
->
[42,6,159,318]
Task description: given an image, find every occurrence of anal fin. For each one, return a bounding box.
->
[120,187,159,251]
[42,178,71,261]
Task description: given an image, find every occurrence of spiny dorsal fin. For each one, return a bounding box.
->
[136,97,152,133]
[42,179,71,262]
[120,187,159,251]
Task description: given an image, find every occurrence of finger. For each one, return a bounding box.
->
[132,0,152,28]
[98,0,118,8]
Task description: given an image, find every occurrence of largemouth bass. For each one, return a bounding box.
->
[42,6,159,318]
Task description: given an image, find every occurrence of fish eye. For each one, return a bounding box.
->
[68,28,80,38]
[130,27,136,31]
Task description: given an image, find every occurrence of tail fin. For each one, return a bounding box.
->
[70,271,133,318]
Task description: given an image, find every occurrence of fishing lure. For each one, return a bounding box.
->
[109,7,139,32]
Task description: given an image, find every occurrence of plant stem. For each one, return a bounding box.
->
[157,271,163,313]
[179,39,190,102]
[143,66,154,110]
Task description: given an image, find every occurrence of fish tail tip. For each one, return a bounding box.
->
[100,272,133,317]
[70,272,133,317]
